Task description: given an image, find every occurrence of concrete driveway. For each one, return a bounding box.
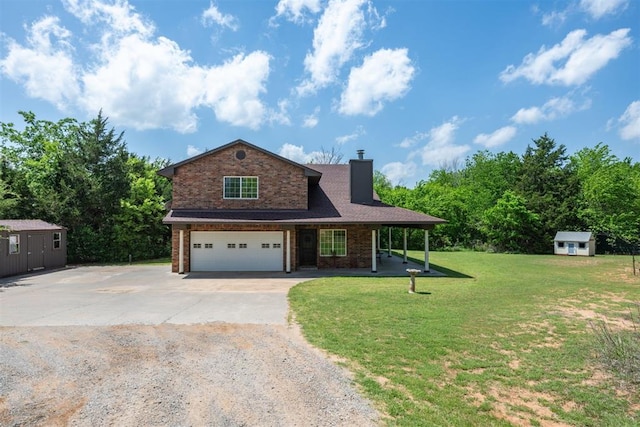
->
[0,265,308,326]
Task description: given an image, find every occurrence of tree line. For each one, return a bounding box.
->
[374,134,640,254]
[1,111,171,263]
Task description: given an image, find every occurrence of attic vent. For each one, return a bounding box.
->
[236,150,246,160]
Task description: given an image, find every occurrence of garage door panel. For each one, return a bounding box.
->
[191,231,283,272]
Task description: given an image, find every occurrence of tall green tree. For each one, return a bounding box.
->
[481,190,540,252]
[516,134,580,252]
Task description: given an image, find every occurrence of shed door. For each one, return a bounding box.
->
[27,233,45,270]
[568,243,576,255]
[190,231,283,272]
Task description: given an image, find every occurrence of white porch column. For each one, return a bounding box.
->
[403,228,408,264]
[424,229,430,272]
[387,227,392,257]
[371,229,377,273]
[286,230,291,273]
[178,229,184,274]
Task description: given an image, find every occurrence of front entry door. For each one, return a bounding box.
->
[298,229,317,267]
[27,233,45,271]
[568,243,576,255]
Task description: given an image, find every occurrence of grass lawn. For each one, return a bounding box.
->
[288,252,640,426]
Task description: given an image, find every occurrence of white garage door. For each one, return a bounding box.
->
[190,231,284,272]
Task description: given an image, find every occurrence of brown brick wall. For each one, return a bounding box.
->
[170,224,377,272]
[172,143,308,210]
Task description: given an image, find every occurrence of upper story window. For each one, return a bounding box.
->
[9,234,19,254]
[224,176,258,199]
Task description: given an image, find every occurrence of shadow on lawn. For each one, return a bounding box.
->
[428,262,473,279]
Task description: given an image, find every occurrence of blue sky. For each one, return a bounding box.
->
[1,0,638,186]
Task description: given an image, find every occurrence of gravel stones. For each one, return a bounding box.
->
[0,323,379,426]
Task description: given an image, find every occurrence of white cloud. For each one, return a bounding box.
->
[380,161,417,186]
[296,0,367,96]
[278,143,323,163]
[580,0,628,19]
[397,131,429,148]
[419,116,471,167]
[187,145,203,157]
[1,0,272,133]
[474,126,517,148]
[500,28,632,86]
[269,99,292,126]
[0,16,80,110]
[542,10,568,27]
[338,48,415,116]
[335,125,365,144]
[618,100,640,140]
[302,107,320,128]
[202,1,239,31]
[511,94,591,124]
[273,0,322,24]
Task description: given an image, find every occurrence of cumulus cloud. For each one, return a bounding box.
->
[618,100,640,140]
[542,10,568,27]
[338,48,415,116]
[580,0,628,19]
[474,126,517,148]
[500,28,632,86]
[397,131,429,148]
[187,145,203,157]
[0,16,80,110]
[278,143,324,163]
[272,0,322,24]
[335,125,365,144]
[511,94,591,124]
[302,107,320,128]
[296,0,367,96]
[202,1,239,31]
[1,0,272,133]
[419,117,471,167]
[380,161,417,186]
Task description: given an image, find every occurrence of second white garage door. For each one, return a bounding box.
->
[190,231,284,272]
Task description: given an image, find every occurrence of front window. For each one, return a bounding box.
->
[557,242,564,248]
[319,229,347,257]
[224,176,258,199]
[53,232,61,249]
[9,234,19,254]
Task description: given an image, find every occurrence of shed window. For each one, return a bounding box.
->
[578,242,586,249]
[224,176,258,199]
[319,229,347,257]
[53,232,61,249]
[9,234,19,254]
[557,242,564,248]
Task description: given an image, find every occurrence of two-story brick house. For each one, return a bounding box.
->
[158,139,445,273]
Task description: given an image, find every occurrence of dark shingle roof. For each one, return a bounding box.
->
[163,163,445,228]
[0,220,65,231]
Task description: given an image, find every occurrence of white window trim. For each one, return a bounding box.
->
[319,229,347,257]
[53,232,62,250]
[9,234,20,255]
[223,176,259,200]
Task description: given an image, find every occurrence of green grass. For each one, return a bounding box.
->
[289,252,640,426]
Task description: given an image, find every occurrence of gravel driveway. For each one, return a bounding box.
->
[0,267,379,426]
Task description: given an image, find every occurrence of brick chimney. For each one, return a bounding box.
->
[349,149,374,204]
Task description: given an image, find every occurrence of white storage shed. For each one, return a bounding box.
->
[554,231,595,256]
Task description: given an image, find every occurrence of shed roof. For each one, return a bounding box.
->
[554,231,593,242]
[0,219,65,232]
